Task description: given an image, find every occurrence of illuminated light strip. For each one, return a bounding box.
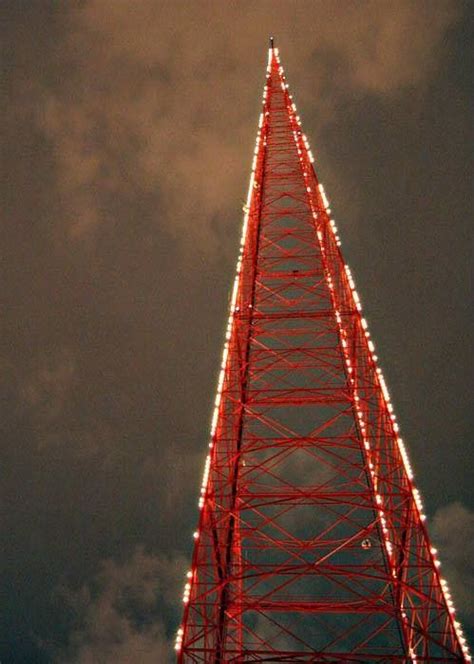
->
[270,49,472,663]
[273,51,400,600]
[174,626,184,651]
[439,575,472,659]
[325,165,472,661]
[339,236,470,655]
[284,70,396,576]
[307,89,472,664]
[175,45,274,655]
[273,52,424,658]
[313,152,470,664]
[318,183,330,210]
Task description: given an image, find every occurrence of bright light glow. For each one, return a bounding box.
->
[178,51,273,640]
[318,183,330,210]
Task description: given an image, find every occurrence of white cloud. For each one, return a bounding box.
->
[57,546,187,663]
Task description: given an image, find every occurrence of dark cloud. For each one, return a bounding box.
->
[1,1,472,660]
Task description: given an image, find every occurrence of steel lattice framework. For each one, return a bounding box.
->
[175,43,470,663]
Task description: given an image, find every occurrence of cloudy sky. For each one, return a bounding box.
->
[2,1,473,661]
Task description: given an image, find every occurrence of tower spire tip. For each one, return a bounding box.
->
[270,36,274,49]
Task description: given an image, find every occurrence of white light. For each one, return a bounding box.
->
[318,183,330,210]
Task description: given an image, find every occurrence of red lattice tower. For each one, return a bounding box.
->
[175,41,470,663]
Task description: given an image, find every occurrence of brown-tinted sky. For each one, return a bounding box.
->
[2,1,473,661]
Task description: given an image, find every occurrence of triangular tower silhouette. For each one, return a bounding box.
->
[176,41,470,663]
